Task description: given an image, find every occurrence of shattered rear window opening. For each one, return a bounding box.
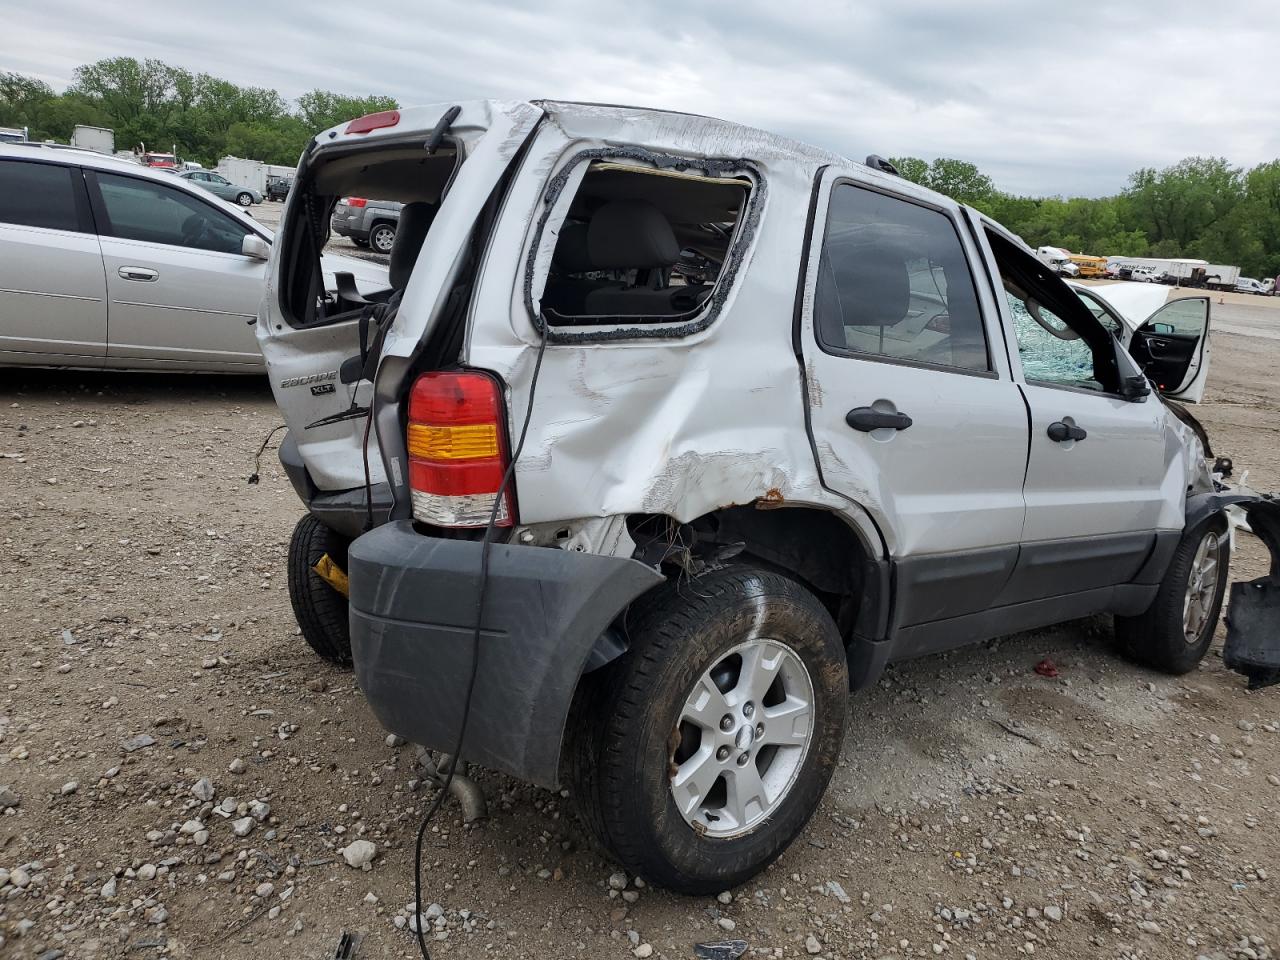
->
[278,142,460,329]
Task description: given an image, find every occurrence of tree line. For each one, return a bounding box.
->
[3,58,1277,279]
[892,155,1280,280]
[0,57,396,168]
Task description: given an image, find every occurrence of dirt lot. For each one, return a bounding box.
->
[2,287,1280,960]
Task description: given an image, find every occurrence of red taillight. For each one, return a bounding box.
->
[344,197,368,208]
[406,371,514,528]
[345,110,401,135]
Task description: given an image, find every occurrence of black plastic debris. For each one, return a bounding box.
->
[1224,499,1280,690]
[332,930,363,959]
[694,941,748,960]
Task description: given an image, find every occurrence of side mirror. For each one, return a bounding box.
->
[1150,321,1174,334]
[241,234,270,261]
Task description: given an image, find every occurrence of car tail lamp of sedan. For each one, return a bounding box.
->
[407,371,514,528]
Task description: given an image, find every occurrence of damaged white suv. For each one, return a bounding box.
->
[259,101,1280,893]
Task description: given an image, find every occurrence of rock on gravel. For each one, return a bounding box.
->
[231,817,256,837]
[191,777,215,802]
[228,757,246,774]
[0,785,19,808]
[341,839,377,869]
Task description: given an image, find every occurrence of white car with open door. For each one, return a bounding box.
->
[1070,282,1212,403]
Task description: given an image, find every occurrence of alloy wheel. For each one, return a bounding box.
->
[1183,530,1221,644]
[670,638,815,838]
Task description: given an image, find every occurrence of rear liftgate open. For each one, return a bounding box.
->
[1224,497,1280,689]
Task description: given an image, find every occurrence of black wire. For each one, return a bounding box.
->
[361,391,376,532]
[246,424,288,485]
[413,332,549,960]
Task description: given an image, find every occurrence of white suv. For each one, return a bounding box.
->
[259,101,1280,893]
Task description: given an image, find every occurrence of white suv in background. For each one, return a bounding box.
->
[258,101,1280,893]
[0,143,384,372]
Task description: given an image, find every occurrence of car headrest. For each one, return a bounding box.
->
[389,202,436,290]
[553,221,594,273]
[587,200,679,270]
[833,250,910,326]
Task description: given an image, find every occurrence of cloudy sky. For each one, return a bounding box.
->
[7,0,1278,196]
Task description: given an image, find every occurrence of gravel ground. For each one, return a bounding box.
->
[1,290,1279,960]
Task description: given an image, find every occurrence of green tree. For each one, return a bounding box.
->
[296,90,398,133]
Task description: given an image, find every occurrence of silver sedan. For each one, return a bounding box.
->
[0,143,387,372]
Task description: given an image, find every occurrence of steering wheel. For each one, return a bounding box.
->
[1027,299,1080,341]
[180,214,210,248]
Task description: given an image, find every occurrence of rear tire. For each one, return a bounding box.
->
[1115,517,1229,674]
[287,514,352,665]
[564,565,847,894]
[370,222,396,254]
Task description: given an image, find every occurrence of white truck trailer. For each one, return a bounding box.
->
[70,125,115,154]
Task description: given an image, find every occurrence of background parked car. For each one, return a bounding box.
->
[266,175,292,201]
[177,169,262,206]
[1236,277,1268,296]
[0,143,386,372]
[330,196,402,252]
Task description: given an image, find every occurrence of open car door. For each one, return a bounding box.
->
[1127,296,1212,403]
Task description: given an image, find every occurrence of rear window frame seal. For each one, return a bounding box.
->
[522,146,765,344]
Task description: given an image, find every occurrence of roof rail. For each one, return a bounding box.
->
[865,154,900,177]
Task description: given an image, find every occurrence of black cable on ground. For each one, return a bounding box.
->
[413,333,549,960]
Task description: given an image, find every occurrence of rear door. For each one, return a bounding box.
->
[1128,296,1211,402]
[800,173,1029,629]
[87,169,265,370]
[0,157,107,366]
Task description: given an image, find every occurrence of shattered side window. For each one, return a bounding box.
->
[537,161,752,329]
[1007,293,1102,389]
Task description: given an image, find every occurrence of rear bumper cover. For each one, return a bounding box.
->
[347,521,664,788]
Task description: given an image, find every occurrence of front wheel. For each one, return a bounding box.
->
[236,191,253,207]
[287,514,353,665]
[1115,517,1229,674]
[565,565,847,894]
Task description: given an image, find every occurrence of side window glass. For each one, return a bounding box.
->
[815,183,989,372]
[1144,298,1206,337]
[96,172,250,254]
[0,160,81,232]
[985,228,1117,393]
[1074,290,1122,336]
[1006,294,1101,388]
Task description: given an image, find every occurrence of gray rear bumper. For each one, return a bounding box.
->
[347,521,664,788]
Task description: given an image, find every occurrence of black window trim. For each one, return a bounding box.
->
[83,167,268,249]
[522,145,766,344]
[811,176,998,381]
[0,156,96,235]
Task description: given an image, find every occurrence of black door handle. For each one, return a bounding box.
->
[1047,420,1087,442]
[846,406,913,432]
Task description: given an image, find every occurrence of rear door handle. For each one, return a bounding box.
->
[1047,420,1087,442]
[846,406,913,432]
[118,266,158,282]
